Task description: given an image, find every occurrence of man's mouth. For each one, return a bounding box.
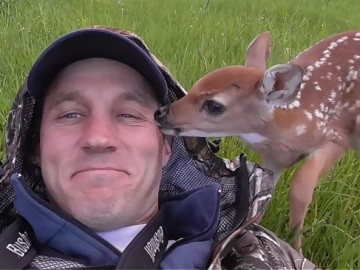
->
[72,167,129,177]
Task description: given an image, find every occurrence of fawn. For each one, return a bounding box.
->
[155,30,360,252]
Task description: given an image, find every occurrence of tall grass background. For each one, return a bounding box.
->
[0,0,359,268]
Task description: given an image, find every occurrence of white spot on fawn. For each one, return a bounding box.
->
[329,90,336,103]
[336,65,341,70]
[304,110,313,121]
[324,114,329,122]
[320,103,325,111]
[315,85,322,91]
[295,124,307,136]
[326,72,333,80]
[289,100,301,108]
[315,61,323,68]
[346,70,358,81]
[329,42,338,50]
[345,82,355,93]
[349,59,355,64]
[314,110,324,119]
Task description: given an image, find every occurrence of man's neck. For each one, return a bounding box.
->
[97,224,146,252]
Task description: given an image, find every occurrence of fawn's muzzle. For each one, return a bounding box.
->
[155,105,182,135]
[155,105,170,126]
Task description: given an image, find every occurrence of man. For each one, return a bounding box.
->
[0,26,318,269]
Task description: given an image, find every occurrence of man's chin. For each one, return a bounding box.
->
[70,203,126,231]
[70,176,132,198]
[82,186,117,198]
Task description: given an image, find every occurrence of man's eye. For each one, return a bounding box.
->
[62,112,82,119]
[119,113,137,119]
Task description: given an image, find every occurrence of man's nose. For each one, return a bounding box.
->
[81,116,117,153]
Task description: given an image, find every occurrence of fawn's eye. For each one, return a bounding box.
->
[203,99,225,116]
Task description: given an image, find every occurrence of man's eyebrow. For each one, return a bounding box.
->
[50,91,83,107]
[47,89,157,108]
[115,90,155,107]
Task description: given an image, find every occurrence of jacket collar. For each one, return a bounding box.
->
[11,173,221,266]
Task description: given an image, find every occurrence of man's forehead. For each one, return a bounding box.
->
[45,58,158,105]
[47,88,154,108]
[55,58,144,82]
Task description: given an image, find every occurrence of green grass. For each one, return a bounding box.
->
[0,0,359,268]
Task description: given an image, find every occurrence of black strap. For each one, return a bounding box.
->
[116,208,169,269]
[0,216,37,269]
[234,154,250,225]
[206,154,251,266]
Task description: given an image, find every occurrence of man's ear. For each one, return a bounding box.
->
[162,135,172,167]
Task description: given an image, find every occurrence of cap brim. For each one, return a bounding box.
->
[27,29,168,104]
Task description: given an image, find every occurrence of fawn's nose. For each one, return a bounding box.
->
[155,105,170,125]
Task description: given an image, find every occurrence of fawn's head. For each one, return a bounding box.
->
[156,32,304,137]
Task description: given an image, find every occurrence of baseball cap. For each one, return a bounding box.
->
[27,28,168,104]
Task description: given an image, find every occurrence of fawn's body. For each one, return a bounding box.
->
[155,30,360,252]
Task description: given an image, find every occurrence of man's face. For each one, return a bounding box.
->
[39,58,171,231]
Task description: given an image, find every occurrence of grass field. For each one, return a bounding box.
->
[0,0,359,268]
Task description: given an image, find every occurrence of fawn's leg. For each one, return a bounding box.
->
[288,142,347,253]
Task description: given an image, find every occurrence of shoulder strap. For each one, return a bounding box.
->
[116,208,169,269]
[0,216,37,269]
[205,154,251,266]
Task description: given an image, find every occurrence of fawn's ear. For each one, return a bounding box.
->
[245,32,272,73]
[260,63,304,107]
